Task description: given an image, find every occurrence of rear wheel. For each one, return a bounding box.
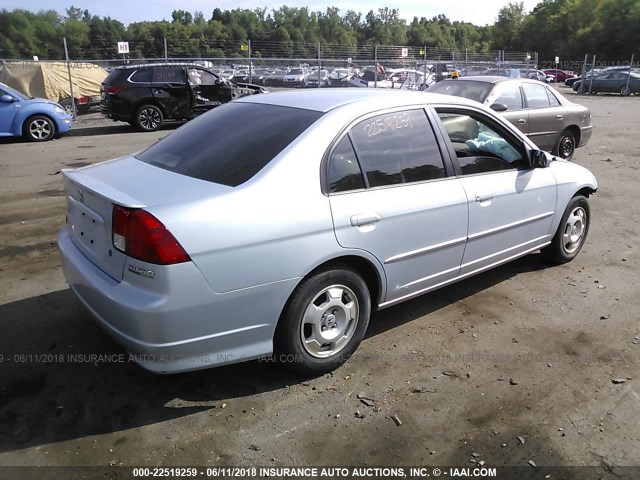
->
[135,104,163,131]
[23,115,56,142]
[620,85,632,96]
[555,129,576,160]
[542,196,590,264]
[276,267,371,375]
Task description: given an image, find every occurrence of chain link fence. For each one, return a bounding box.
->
[2,39,541,117]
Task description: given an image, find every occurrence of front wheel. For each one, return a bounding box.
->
[276,267,371,375]
[541,196,590,264]
[23,115,56,142]
[555,129,576,160]
[135,104,163,132]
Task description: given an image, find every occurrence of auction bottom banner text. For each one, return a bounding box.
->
[0,465,637,480]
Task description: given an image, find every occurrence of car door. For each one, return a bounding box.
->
[187,68,229,111]
[488,81,528,135]
[521,82,567,151]
[0,87,19,134]
[433,106,557,276]
[327,108,469,304]
[602,72,626,92]
[151,66,191,119]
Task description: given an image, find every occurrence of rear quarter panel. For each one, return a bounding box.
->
[149,110,387,296]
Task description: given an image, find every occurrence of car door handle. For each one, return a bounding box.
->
[517,119,527,124]
[350,213,381,227]
[475,193,495,203]
[556,114,564,119]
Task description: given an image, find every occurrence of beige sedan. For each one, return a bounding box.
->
[428,76,592,160]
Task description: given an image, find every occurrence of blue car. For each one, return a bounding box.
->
[0,82,73,141]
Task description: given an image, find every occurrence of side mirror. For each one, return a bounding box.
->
[490,102,508,112]
[0,94,16,103]
[530,149,550,168]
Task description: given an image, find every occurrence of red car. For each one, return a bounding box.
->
[543,69,577,83]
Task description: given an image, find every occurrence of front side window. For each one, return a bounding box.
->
[188,68,217,86]
[522,83,551,109]
[348,109,446,188]
[437,110,527,175]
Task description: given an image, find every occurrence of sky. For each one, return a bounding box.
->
[4,0,542,26]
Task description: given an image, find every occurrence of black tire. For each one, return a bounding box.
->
[620,85,632,97]
[275,267,371,375]
[23,115,56,142]
[555,129,576,160]
[541,196,590,264]
[135,104,163,132]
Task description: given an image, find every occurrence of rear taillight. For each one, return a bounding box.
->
[112,205,190,265]
[106,86,126,95]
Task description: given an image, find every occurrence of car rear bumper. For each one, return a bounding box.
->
[58,228,294,373]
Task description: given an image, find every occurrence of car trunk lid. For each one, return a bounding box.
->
[62,156,231,281]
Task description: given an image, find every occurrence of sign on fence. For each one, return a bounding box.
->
[401,48,408,58]
[117,42,129,54]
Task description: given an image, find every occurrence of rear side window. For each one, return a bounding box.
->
[129,68,152,83]
[103,69,126,85]
[546,88,561,106]
[328,136,365,193]
[152,66,184,83]
[136,103,323,187]
[494,83,523,110]
[349,109,446,188]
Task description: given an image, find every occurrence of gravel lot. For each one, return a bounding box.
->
[0,88,638,478]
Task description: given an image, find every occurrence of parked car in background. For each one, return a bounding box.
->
[233,68,271,84]
[59,94,101,116]
[100,63,267,131]
[428,76,592,160]
[520,69,552,83]
[0,82,72,141]
[304,69,329,87]
[264,68,289,87]
[328,68,354,86]
[572,70,640,96]
[283,68,309,87]
[59,88,597,375]
[543,69,577,83]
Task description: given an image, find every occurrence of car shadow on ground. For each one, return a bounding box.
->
[0,254,553,452]
[68,122,182,137]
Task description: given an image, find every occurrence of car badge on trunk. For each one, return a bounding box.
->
[77,188,84,203]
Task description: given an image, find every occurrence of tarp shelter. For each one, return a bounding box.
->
[0,60,107,101]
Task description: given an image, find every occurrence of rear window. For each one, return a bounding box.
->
[428,80,494,103]
[103,68,126,85]
[135,103,323,187]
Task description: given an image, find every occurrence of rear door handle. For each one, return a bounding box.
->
[475,193,495,203]
[350,213,381,227]
[517,119,527,124]
[556,114,564,119]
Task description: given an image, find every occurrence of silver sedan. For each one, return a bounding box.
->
[58,89,597,375]
[428,76,593,160]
